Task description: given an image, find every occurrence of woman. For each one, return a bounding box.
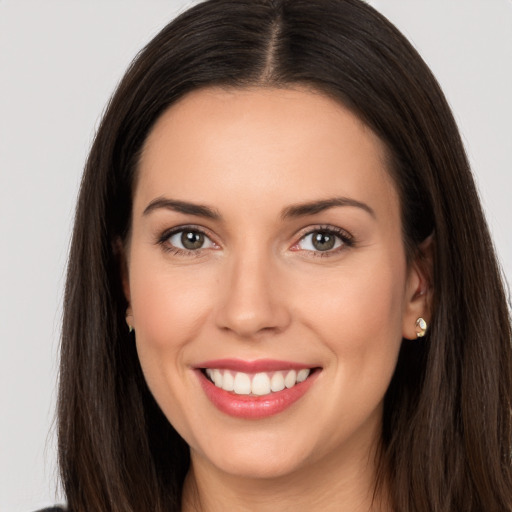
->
[49,0,512,510]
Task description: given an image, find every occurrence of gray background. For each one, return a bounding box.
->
[1,1,510,510]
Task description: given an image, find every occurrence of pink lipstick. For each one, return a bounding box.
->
[195,359,319,419]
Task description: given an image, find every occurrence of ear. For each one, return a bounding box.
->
[402,235,434,340]
[113,237,134,327]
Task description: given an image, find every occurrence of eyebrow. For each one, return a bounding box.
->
[281,197,375,219]
[143,197,221,219]
[142,195,375,221]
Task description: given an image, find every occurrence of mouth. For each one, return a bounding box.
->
[201,367,314,396]
[195,359,321,419]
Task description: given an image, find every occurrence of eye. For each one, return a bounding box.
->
[294,227,353,254]
[165,228,216,252]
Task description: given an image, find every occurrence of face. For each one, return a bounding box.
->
[123,87,427,481]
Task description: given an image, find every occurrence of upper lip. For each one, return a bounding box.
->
[195,358,317,373]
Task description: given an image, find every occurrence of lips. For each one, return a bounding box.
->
[195,359,320,419]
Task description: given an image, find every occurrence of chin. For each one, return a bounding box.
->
[190,426,318,480]
[207,450,308,480]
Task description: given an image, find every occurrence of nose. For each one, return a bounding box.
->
[214,249,291,339]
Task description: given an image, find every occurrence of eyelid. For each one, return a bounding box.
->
[157,224,220,254]
[156,223,354,257]
[290,225,355,255]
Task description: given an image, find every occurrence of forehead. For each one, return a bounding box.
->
[135,86,398,221]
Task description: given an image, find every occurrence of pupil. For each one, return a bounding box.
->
[312,232,335,251]
[181,231,204,250]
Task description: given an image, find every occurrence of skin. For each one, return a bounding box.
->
[123,87,430,511]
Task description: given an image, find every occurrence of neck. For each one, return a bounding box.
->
[181,440,390,512]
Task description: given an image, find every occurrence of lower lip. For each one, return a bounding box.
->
[197,370,319,419]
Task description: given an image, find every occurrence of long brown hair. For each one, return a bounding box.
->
[59,1,512,510]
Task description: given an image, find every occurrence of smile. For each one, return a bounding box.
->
[196,359,320,419]
[204,368,311,396]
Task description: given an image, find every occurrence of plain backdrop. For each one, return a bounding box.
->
[1,1,511,510]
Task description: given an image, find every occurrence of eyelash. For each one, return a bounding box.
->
[292,225,355,258]
[157,225,355,257]
[157,225,218,257]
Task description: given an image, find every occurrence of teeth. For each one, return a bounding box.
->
[297,369,310,383]
[233,372,251,395]
[284,370,297,388]
[204,368,311,396]
[270,372,285,392]
[212,369,223,388]
[222,371,234,391]
[251,372,271,396]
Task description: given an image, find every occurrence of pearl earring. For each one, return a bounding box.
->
[415,317,427,338]
[126,312,134,333]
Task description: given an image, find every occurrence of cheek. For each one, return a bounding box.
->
[292,253,406,440]
[127,249,217,403]
[127,252,219,436]
[129,257,213,348]
[297,251,406,368]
